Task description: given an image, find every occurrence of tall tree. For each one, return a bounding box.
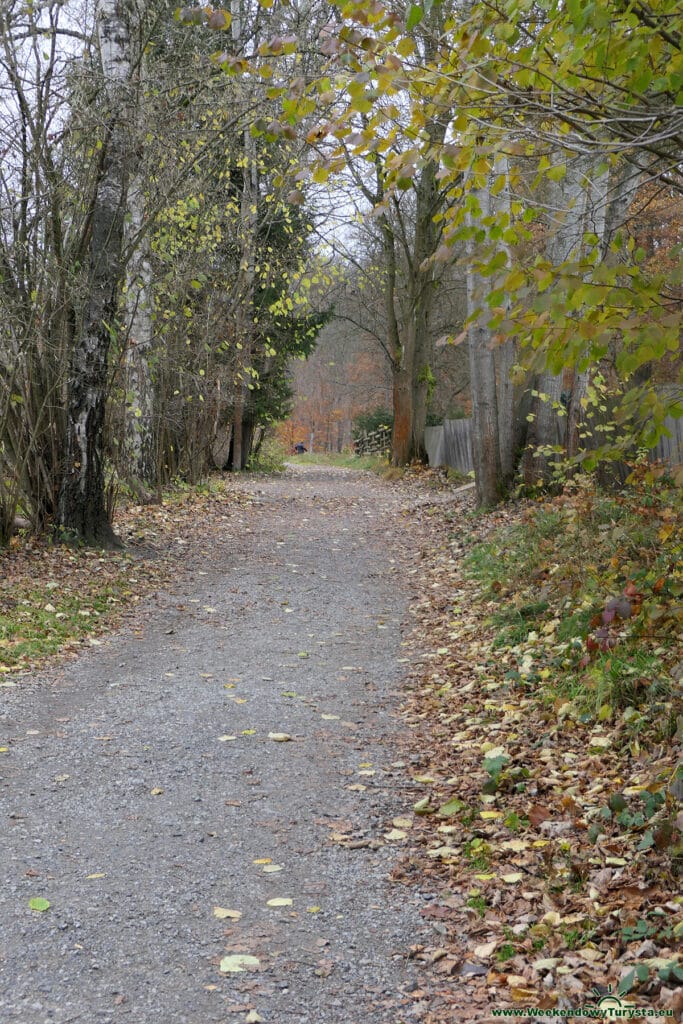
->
[56,0,136,544]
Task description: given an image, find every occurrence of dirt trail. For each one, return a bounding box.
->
[0,466,438,1024]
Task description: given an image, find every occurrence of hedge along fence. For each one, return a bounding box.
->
[425,415,683,476]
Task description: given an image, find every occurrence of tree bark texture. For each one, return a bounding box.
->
[56,0,132,544]
[122,77,157,494]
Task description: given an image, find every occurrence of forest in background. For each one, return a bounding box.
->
[0,0,681,545]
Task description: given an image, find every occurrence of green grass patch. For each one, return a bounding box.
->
[292,451,389,471]
[0,564,138,674]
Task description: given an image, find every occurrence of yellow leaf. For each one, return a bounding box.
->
[267,732,293,742]
[85,873,106,880]
[501,840,529,851]
[219,954,259,973]
[213,907,242,920]
[501,873,523,884]
[262,864,283,873]
[253,858,272,864]
[266,898,293,907]
[150,787,163,796]
[480,810,503,820]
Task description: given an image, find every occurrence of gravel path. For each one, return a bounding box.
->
[0,466,435,1024]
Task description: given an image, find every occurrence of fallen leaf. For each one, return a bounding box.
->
[29,897,50,912]
[474,941,498,958]
[218,735,237,742]
[150,787,164,796]
[219,955,260,973]
[262,864,283,873]
[214,907,242,920]
[267,732,293,742]
[266,898,293,907]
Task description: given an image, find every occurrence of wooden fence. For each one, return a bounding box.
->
[425,419,474,473]
[651,414,683,467]
[353,426,392,457]
[425,414,683,474]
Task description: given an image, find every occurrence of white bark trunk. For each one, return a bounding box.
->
[123,168,156,493]
[57,0,132,544]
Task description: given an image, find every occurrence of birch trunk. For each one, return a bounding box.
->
[123,169,157,497]
[56,0,131,545]
[122,37,156,498]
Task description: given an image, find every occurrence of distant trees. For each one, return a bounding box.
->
[255,0,681,503]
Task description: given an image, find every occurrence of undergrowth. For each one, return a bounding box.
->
[461,474,682,737]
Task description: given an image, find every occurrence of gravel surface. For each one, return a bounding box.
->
[0,466,436,1024]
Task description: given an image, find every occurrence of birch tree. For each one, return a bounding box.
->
[56,0,136,545]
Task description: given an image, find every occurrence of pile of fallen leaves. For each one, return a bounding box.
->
[395,476,682,1022]
[0,480,253,677]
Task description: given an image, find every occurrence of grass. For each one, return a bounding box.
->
[291,451,389,471]
[0,552,142,674]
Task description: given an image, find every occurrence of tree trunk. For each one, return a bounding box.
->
[466,176,504,507]
[122,103,157,496]
[231,382,246,471]
[392,364,413,466]
[525,154,590,484]
[491,154,517,485]
[56,0,132,546]
[467,276,503,506]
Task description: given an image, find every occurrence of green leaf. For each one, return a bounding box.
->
[406,4,423,29]
[546,163,566,182]
[29,897,51,912]
[637,829,655,850]
[437,797,466,817]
